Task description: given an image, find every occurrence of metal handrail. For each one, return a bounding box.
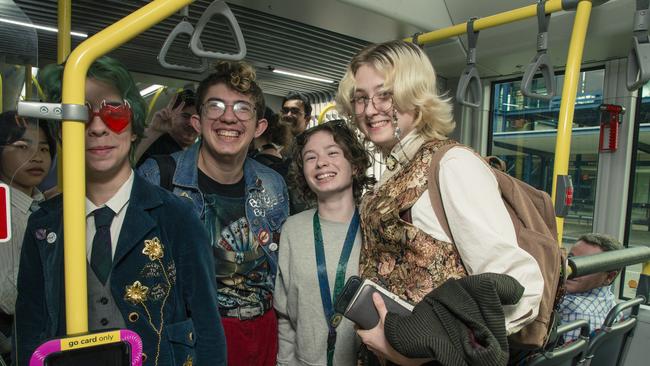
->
[189,0,246,61]
[521,0,557,101]
[158,14,208,73]
[456,17,482,108]
[626,0,650,91]
[567,247,650,278]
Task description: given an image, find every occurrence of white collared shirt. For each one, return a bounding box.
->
[379,132,544,334]
[85,171,134,261]
[0,186,44,314]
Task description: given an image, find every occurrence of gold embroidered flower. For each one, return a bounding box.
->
[124,281,149,305]
[183,356,193,366]
[143,237,164,261]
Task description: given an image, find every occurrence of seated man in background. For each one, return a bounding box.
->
[135,88,199,166]
[559,233,624,342]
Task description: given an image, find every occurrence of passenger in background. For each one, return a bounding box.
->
[0,111,55,364]
[281,91,312,138]
[252,107,292,177]
[16,57,226,366]
[135,88,199,166]
[336,40,543,365]
[138,60,289,366]
[281,92,316,214]
[275,120,374,366]
[560,233,624,342]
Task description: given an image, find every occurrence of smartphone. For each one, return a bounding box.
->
[334,276,413,329]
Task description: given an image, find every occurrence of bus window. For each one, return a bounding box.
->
[489,69,605,246]
[623,81,650,299]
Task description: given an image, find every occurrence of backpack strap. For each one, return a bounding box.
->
[427,142,461,242]
[427,142,503,242]
[152,155,177,192]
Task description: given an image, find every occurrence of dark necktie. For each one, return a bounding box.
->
[90,206,115,284]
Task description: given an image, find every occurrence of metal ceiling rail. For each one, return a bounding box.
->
[404,0,565,45]
[404,0,600,245]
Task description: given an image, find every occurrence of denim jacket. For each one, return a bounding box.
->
[138,142,289,279]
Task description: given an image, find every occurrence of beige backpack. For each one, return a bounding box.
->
[427,141,566,349]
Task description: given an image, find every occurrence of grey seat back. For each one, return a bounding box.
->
[527,319,590,366]
[585,296,645,366]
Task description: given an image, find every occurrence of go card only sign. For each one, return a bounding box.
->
[0,183,10,243]
[60,330,122,351]
[30,329,143,366]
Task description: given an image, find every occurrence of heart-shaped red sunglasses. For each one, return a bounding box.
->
[86,100,132,133]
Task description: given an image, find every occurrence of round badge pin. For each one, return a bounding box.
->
[330,313,343,328]
[35,228,47,240]
[258,230,270,244]
[46,232,57,244]
[269,242,279,252]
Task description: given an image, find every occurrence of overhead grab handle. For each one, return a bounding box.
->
[521,0,556,101]
[190,0,247,61]
[627,0,650,91]
[158,17,209,73]
[456,17,482,108]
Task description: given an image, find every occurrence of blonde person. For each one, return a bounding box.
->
[336,40,544,365]
[275,120,375,365]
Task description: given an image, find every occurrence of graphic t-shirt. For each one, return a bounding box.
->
[198,169,272,310]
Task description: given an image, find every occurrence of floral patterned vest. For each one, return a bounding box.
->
[359,140,468,304]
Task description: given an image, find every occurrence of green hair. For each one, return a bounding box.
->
[38,56,147,162]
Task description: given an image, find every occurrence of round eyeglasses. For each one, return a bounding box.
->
[351,92,393,115]
[202,100,256,121]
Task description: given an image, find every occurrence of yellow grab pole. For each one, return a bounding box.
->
[61,0,192,335]
[146,86,167,121]
[25,66,33,100]
[317,103,337,124]
[31,75,46,101]
[57,0,71,190]
[404,0,564,44]
[58,0,71,64]
[551,0,593,243]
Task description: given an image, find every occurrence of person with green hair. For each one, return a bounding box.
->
[37,56,147,159]
[15,56,226,365]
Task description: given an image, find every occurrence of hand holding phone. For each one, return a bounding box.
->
[334,276,413,329]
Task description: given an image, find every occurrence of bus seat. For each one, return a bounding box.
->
[584,296,645,366]
[526,319,590,366]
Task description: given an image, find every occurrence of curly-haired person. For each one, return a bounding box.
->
[139,60,289,366]
[275,120,375,366]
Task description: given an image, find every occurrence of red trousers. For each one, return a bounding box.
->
[221,309,278,366]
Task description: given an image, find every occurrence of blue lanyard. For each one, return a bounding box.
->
[313,209,360,366]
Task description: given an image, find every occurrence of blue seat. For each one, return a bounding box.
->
[526,319,590,366]
[584,296,645,366]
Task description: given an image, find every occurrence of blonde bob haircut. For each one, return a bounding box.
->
[336,40,455,141]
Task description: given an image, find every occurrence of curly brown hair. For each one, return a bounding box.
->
[196,60,265,120]
[289,120,375,204]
